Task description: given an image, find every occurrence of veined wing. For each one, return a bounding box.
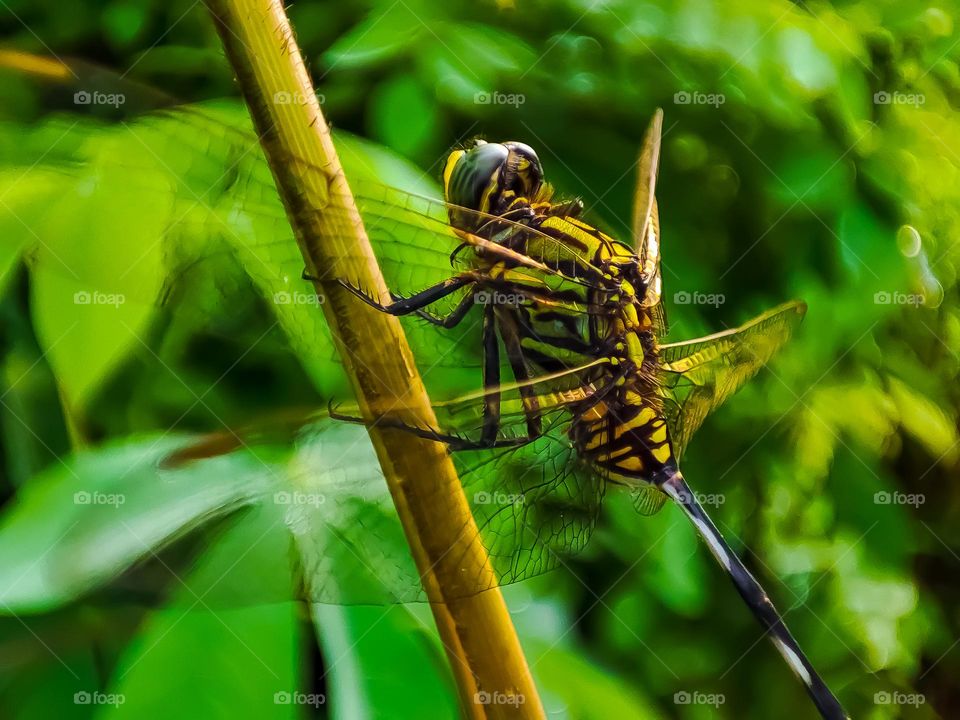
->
[9,108,598,303]
[658,301,807,459]
[317,358,610,449]
[431,357,608,440]
[264,414,605,600]
[0,53,605,305]
[156,366,610,603]
[631,110,667,333]
[291,424,605,599]
[24,416,602,608]
[457,432,603,590]
[422,358,613,590]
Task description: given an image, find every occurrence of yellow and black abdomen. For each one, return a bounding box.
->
[571,382,675,482]
[568,312,676,483]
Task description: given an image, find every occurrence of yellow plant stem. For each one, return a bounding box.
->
[202,0,545,716]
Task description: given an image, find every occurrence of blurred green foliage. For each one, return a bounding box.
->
[0,1,958,719]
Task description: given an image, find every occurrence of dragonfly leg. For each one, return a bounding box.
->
[337,274,475,315]
[449,242,470,267]
[326,404,533,450]
[496,310,543,438]
[480,305,501,446]
[414,290,476,328]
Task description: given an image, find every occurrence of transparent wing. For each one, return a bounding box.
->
[13,107,598,298]
[288,423,605,602]
[425,365,611,588]
[35,418,602,608]
[0,54,624,398]
[631,485,668,516]
[458,432,604,590]
[1,53,605,301]
[631,109,667,333]
[148,398,604,604]
[430,358,609,442]
[658,301,807,459]
[151,350,611,604]
[287,424,605,602]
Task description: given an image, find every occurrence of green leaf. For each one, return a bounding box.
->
[0,420,428,612]
[323,6,423,71]
[0,435,276,612]
[312,604,459,720]
[0,108,481,408]
[888,376,959,464]
[108,603,300,720]
[369,75,440,158]
[25,128,171,409]
[533,640,659,718]
[0,169,63,293]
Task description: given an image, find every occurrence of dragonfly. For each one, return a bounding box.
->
[0,53,846,719]
[333,114,847,720]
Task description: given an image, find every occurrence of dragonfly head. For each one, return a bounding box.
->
[443,140,546,231]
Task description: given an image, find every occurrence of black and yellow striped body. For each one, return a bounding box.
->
[443,142,676,482]
[439,137,845,720]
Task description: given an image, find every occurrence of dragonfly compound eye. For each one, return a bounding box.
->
[442,140,545,232]
[501,141,544,201]
[443,142,511,229]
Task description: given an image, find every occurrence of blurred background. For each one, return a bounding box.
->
[0,0,957,718]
